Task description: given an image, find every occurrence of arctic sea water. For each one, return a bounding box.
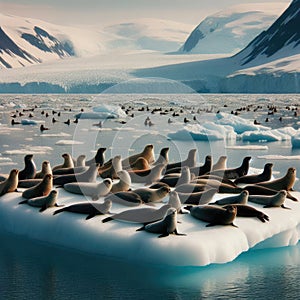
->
[0,93,300,299]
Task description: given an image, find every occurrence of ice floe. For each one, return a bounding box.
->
[0,189,299,267]
[55,140,84,145]
[3,146,53,155]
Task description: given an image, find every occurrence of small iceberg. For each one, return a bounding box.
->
[168,123,236,141]
[292,133,300,149]
[21,119,38,125]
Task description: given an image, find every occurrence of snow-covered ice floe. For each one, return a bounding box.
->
[257,155,300,160]
[3,146,53,155]
[0,189,299,267]
[55,140,84,145]
[75,105,126,120]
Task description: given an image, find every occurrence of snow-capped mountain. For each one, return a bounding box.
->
[235,0,300,66]
[104,18,192,52]
[0,13,78,68]
[178,3,288,54]
[0,13,192,69]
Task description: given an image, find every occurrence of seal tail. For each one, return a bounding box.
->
[18,199,28,204]
[86,213,96,220]
[53,208,65,215]
[136,225,146,231]
[102,217,113,223]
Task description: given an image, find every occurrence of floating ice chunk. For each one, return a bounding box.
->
[216,112,270,134]
[241,128,292,142]
[3,146,53,155]
[75,112,118,119]
[226,145,268,150]
[92,104,126,118]
[21,119,38,125]
[292,133,300,149]
[55,140,84,145]
[168,123,236,141]
[40,132,71,137]
[257,155,300,160]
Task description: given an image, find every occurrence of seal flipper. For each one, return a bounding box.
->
[230,223,238,228]
[174,229,186,236]
[39,205,47,213]
[53,208,65,215]
[55,203,64,207]
[136,225,146,231]
[86,213,96,220]
[158,233,169,238]
[257,213,269,223]
[102,216,114,223]
[281,204,291,209]
[19,199,28,204]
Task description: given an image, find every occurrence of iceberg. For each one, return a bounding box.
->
[1,189,299,267]
[21,119,38,125]
[216,112,270,134]
[241,128,293,142]
[92,104,127,118]
[292,133,300,149]
[168,123,236,141]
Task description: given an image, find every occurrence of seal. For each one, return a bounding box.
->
[148,182,170,190]
[19,190,62,212]
[136,208,186,238]
[248,190,289,208]
[153,147,169,166]
[192,175,237,187]
[212,156,227,171]
[167,191,185,213]
[127,157,150,171]
[256,167,296,191]
[63,179,112,200]
[104,191,143,206]
[102,204,172,224]
[189,178,238,193]
[189,155,212,177]
[243,185,298,202]
[165,149,197,171]
[53,166,88,175]
[122,144,155,169]
[22,174,53,199]
[85,147,106,167]
[52,153,74,171]
[110,170,131,193]
[175,183,206,194]
[19,154,36,180]
[132,186,170,203]
[0,169,19,196]
[234,163,273,185]
[53,163,99,186]
[223,204,269,223]
[159,166,191,187]
[18,179,43,188]
[184,205,238,227]
[128,163,165,184]
[53,199,112,220]
[210,191,249,206]
[99,155,122,179]
[75,154,86,167]
[209,156,252,179]
[35,161,52,179]
[177,188,218,205]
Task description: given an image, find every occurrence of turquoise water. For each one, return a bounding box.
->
[1,232,300,299]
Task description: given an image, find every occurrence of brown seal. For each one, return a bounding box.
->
[209,156,252,179]
[159,166,191,187]
[132,186,171,203]
[122,144,155,169]
[99,155,122,179]
[128,163,165,184]
[127,157,150,171]
[22,174,53,199]
[52,153,74,172]
[234,163,273,185]
[210,191,249,205]
[54,199,112,220]
[223,204,269,223]
[136,208,186,238]
[19,190,62,212]
[0,169,19,196]
[212,156,227,171]
[102,204,171,224]
[165,149,197,171]
[256,167,296,191]
[153,147,169,166]
[248,190,289,209]
[35,161,52,179]
[177,188,218,205]
[110,170,131,193]
[185,205,238,227]
[104,191,143,207]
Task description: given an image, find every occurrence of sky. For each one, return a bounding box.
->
[0,0,291,26]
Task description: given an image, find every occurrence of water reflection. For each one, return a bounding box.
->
[0,232,300,299]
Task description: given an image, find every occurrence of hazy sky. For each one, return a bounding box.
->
[0,0,291,26]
